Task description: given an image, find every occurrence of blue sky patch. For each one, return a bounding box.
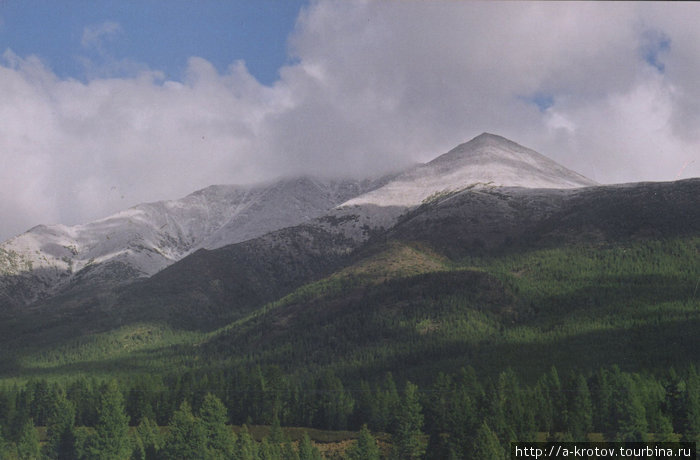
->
[0,0,307,84]
[641,29,671,73]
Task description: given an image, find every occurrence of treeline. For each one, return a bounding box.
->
[1,364,699,459]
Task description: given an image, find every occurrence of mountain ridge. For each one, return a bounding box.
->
[0,176,385,308]
[340,132,597,208]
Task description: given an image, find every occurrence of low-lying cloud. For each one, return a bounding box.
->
[1,1,699,241]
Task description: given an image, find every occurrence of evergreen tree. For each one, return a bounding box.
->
[0,425,5,458]
[161,401,206,460]
[546,367,567,432]
[200,393,236,459]
[683,366,700,441]
[281,439,300,460]
[532,379,554,435]
[589,368,614,435]
[613,375,649,442]
[259,437,280,460]
[15,418,41,460]
[392,381,425,460]
[347,424,380,460]
[44,391,77,460]
[135,417,161,460]
[375,373,400,432]
[568,374,593,441]
[235,425,259,460]
[90,380,132,460]
[313,371,354,430]
[298,432,322,460]
[472,421,504,460]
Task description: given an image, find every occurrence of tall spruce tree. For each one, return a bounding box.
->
[44,391,77,460]
[135,416,161,460]
[89,380,131,460]
[347,424,380,460]
[472,421,504,460]
[683,366,700,441]
[161,401,206,460]
[568,374,593,440]
[15,418,41,460]
[392,381,425,460]
[298,432,323,460]
[200,393,236,459]
[234,425,259,460]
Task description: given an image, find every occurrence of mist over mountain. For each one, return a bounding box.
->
[0,176,386,307]
[0,132,695,322]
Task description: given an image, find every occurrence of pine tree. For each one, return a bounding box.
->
[683,366,700,442]
[376,373,400,432]
[135,417,161,460]
[90,380,131,460]
[472,421,504,460]
[200,393,236,459]
[298,432,322,460]
[15,418,41,460]
[235,425,259,460]
[259,437,280,460]
[347,424,380,460]
[613,375,649,442]
[44,391,77,460]
[161,401,207,460]
[392,381,425,460]
[0,425,5,458]
[568,374,593,441]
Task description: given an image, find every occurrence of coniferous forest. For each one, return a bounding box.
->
[0,232,698,458]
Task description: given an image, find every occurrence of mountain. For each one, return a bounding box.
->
[0,133,593,309]
[342,133,597,208]
[0,176,385,308]
[0,133,698,454]
[324,133,598,241]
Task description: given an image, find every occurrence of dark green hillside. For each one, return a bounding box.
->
[0,179,699,458]
[389,178,700,257]
[199,237,699,384]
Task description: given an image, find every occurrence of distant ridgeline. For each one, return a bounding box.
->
[0,134,698,457]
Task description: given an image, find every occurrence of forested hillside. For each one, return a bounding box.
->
[0,233,697,458]
[0,173,698,458]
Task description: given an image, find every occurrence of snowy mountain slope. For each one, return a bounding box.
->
[0,177,381,307]
[0,133,598,308]
[342,133,597,208]
[318,133,598,242]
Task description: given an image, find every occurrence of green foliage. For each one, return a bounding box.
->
[298,432,322,460]
[392,381,425,460]
[161,401,206,460]
[15,417,41,460]
[0,234,699,456]
[134,417,161,459]
[472,421,504,460]
[567,373,593,440]
[234,425,259,460]
[347,425,380,460]
[200,393,237,459]
[44,389,77,460]
[88,380,131,460]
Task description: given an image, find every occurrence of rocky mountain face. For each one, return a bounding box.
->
[0,176,385,308]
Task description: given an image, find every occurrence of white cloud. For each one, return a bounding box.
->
[81,21,123,50]
[1,1,700,241]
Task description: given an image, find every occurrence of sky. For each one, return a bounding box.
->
[1,1,699,242]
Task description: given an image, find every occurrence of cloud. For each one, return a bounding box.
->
[81,21,123,51]
[1,2,700,241]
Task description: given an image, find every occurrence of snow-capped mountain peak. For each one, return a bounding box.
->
[341,133,597,208]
